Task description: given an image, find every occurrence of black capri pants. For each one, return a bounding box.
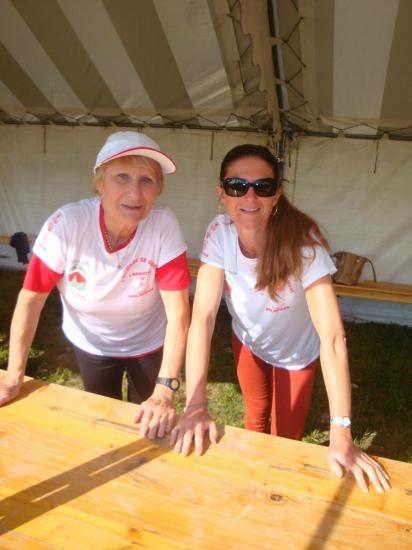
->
[73,345,163,404]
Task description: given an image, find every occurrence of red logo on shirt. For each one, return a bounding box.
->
[122,256,157,283]
[201,221,220,256]
[47,212,62,232]
[68,263,87,291]
[265,305,290,313]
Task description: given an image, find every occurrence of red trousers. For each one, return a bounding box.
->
[232,334,317,440]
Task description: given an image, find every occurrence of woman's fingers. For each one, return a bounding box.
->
[328,457,344,479]
[358,454,391,493]
[194,423,206,455]
[329,444,391,493]
[165,409,177,435]
[137,406,218,456]
[152,408,176,439]
[181,429,195,457]
[209,421,219,444]
[351,464,369,493]
[376,466,391,490]
[137,406,153,438]
[170,425,179,448]
[171,411,217,456]
[149,412,166,439]
[135,398,176,439]
[171,424,193,455]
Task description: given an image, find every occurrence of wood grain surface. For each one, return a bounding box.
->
[0,375,411,549]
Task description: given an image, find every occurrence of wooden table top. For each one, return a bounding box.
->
[0,376,411,549]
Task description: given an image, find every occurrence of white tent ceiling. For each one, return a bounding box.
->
[1,0,412,140]
[273,0,412,140]
[0,0,273,131]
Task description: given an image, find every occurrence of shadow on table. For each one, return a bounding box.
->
[305,475,356,549]
[0,438,168,534]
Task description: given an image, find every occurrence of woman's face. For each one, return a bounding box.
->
[216,156,282,231]
[96,157,162,229]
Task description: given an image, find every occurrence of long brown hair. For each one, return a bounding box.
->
[220,144,329,300]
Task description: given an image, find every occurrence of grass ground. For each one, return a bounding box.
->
[1,268,411,463]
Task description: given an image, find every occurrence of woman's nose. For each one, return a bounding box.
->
[129,181,143,198]
[244,185,256,198]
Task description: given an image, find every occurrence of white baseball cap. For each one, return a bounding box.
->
[94,131,176,175]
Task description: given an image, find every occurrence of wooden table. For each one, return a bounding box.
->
[0,376,411,549]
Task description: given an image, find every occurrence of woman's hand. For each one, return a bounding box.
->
[328,430,391,493]
[171,406,218,456]
[0,376,21,406]
[134,394,177,440]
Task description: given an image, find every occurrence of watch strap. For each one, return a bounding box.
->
[156,377,180,391]
[330,416,351,428]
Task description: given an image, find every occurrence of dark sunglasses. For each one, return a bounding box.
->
[221,177,279,197]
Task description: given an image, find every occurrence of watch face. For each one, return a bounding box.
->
[331,416,351,428]
[156,377,180,391]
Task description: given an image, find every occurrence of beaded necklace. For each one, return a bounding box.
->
[104,227,122,269]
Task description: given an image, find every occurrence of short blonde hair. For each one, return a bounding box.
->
[93,155,164,194]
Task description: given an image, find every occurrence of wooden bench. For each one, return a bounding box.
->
[187,257,201,279]
[188,258,412,304]
[334,281,412,304]
[0,235,36,246]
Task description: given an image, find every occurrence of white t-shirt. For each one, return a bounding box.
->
[200,214,337,370]
[33,198,187,356]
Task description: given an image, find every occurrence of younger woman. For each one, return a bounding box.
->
[172,144,390,494]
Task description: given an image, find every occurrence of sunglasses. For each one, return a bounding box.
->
[221,177,279,197]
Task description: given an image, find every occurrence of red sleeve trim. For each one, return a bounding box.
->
[155,252,191,290]
[23,254,63,292]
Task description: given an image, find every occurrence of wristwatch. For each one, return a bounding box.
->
[155,377,180,391]
[330,416,351,428]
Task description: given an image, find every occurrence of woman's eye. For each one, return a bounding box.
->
[115,173,130,182]
[141,176,155,187]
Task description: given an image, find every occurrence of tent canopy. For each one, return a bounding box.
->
[274,0,412,140]
[1,0,412,140]
[0,0,273,131]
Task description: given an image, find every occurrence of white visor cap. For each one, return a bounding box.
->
[94,131,176,175]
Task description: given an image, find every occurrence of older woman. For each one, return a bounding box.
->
[0,131,190,438]
[172,143,390,494]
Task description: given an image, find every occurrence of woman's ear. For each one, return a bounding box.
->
[94,176,104,197]
[215,184,223,199]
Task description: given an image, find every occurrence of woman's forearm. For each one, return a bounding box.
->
[183,263,224,408]
[319,336,354,441]
[305,278,353,437]
[7,288,49,384]
[319,335,352,418]
[158,305,190,379]
[184,313,216,407]
[151,289,190,403]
